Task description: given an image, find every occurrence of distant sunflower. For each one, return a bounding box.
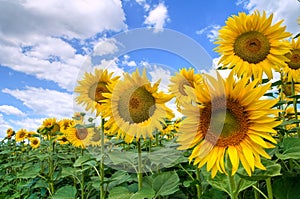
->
[75,69,120,116]
[16,129,28,142]
[42,118,60,136]
[283,39,300,82]
[6,128,15,139]
[169,68,202,110]
[215,11,291,80]
[56,135,69,145]
[29,138,41,149]
[298,16,300,25]
[102,69,174,143]
[177,72,280,178]
[59,119,75,133]
[66,126,93,148]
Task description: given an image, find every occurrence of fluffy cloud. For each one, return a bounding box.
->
[0,0,126,91]
[2,87,74,118]
[144,3,169,32]
[93,38,120,56]
[242,0,300,34]
[0,105,26,117]
[0,113,12,138]
[196,25,221,42]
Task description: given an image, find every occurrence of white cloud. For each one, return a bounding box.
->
[93,58,125,77]
[0,105,26,117]
[144,3,169,32]
[122,55,137,67]
[148,64,171,93]
[93,38,119,56]
[9,117,45,132]
[2,87,74,118]
[0,0,126,41]
[0,113,12,139]
[196,25,221,42]
[242,0,300,34]
[136,0,150,11]
[0,0,127,91]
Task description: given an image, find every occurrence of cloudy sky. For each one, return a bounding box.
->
[0,0,299,138]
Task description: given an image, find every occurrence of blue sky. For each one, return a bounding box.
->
[0,0,299,138]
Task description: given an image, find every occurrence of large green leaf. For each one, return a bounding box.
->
[237,159,281,181]
[73,154,95,167]
[276,137,300,160]
[273,175,300,199]
[107,170,133,190]
[52,185,77,199]
[130,188,155,199]
[152,171,180,197]
[108,187,133,199]
[202,168,256,197]
[17,165,40,179]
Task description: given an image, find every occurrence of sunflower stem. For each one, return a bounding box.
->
[266,178,273,199]
[137,139,143,191]
[196,167,202,199]
[81,148,85,199]
[227,160,238,199]
[100,118,105,199]
[291,80,300,138]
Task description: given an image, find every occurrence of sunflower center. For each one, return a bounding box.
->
[61,137,68,142]
[76,128,88,140]
[234,31,270,64]
[19,132,26,138]
[32,140,38,145]
[88,82,109,102]
[118,86,156,124]
[201,97,249,147]
[286,49,300,70]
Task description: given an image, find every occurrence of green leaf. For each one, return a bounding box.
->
[108,187,133,199]
[73,154,95,167]
[152,171,180,197]
[276,137,300,160]
[108,171,132,190]
[202,168,256,197]
[273,175,300,199]
[60,167,77,178]
[130,188,155,199]
[237,159,281,181]
[17,165,40,179]
[52,185,77,199]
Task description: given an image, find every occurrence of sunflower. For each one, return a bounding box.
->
[281,77,300,98]
[283,39,300,82]
[75,69,120,116]
[42,118,60,136]
[65,126,93,148]
[29,137,41,149]
[215,11,291,80]
[6,128,15,139]
[56,135,70,145]
[298,16,300,25]
[16,129,28,142]
[169,68,202,110]
[59,119,75,133]
[177,72,280,178]
[102,69,174,143]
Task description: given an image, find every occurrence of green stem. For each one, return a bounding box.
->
[253,182,260,199]
[252,185,268,199]
[100,118,105,199]
[227,160,238,199]
[178,164,194,180]
[291,80,300,138]
[196,168,202,199]
[266,178,273,199]
[48,136,55,195]
[81,149,85,199]
[137,139,143,191]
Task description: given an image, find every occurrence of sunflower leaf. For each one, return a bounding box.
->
[73,154,95,167]
[52,185,76,199]
[276,137,300,160]
[152,171,180,197]
[108,187,133,199]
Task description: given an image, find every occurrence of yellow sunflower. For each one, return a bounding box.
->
[29,137,41,149]
[56,135,70,145]
[298,16,300,25]
[15,129,28,142]
[283,39,300,82]
[6,128,15,139]
[177,72,280,178]
[65,126,93,148]
[215,11,291,80]
[75,69,120,116]
[59,119,75,133]
[281,78,300,99]
[102,69,174,143]
[169,68,202,110]
[42,118,60,136]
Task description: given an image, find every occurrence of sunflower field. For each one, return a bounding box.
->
[1,11,300,199]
